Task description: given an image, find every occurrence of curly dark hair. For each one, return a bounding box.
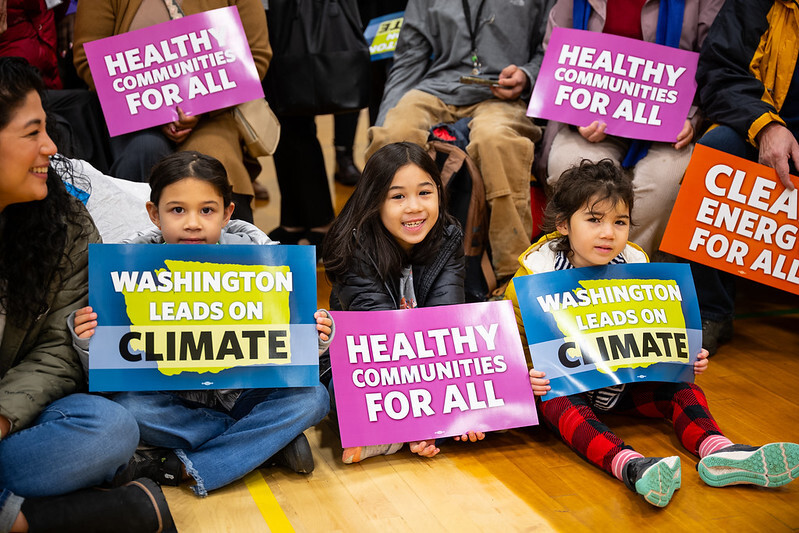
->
[323,142,458,284]
[542,159,635,253]
[0,57,90,323]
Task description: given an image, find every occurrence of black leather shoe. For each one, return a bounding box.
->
[253,179,270,201]
[334,148,361,186]
[268,226,304,245]
[273,432,315,474]
[702,318,733,356]
[298,230,326,259]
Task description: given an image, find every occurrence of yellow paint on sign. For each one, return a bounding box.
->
[121,260,292,374]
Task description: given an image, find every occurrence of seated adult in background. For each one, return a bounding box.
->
[544,0,724,258]
[688,0,798,354]
[0,57,173,533]
[365,0,554,292]
[72,0,271,222]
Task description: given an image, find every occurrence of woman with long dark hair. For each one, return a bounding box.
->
[0,57,173,532]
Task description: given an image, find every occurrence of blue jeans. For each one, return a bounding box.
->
[113,385,330,496]
[0,394,140,527]
[0,489,23,533]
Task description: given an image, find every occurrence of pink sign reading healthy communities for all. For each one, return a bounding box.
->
[329,301,538,448]
[83,7,263,136]
[528,28,699,142]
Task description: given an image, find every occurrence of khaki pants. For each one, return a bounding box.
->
[547,127,693,256]
[367,90,541,279]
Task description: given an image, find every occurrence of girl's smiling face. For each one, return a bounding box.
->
[146,177,235,244]
[557,196,630,268]
[380,163,440,251]
[0,91,57,211]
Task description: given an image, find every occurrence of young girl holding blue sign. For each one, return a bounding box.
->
[323,141,485,463]
[72,151,334,496]
[506,159,799,507]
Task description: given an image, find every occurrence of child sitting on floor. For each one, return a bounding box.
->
[506,159,799,507]
[71,151,333,496]
[322,142,485,463]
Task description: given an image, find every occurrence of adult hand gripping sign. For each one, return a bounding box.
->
[660,145,799,294]
[328,301,538,448]
[528,28,698,143]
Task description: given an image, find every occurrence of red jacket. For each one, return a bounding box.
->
[0,0,62,89]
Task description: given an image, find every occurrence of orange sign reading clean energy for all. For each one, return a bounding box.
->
[660,144,799,295]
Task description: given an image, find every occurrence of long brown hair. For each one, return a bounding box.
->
[323,142,457,283]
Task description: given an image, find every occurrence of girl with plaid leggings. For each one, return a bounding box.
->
[506,160,799,507]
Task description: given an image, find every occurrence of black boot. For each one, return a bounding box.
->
[334,146,361,186]
[269,432,315,474]
[23,478,177,533]
[112,448,184,487]
[701,318,733,356]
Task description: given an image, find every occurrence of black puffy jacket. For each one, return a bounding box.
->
[330,224,466,311]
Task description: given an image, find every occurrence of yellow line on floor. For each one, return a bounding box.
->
[244,470,295,533]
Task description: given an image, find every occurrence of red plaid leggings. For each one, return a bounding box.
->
[540,382,724,476]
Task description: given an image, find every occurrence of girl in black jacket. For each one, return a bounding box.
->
[323,142,484,463]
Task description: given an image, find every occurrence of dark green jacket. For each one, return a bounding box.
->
[0,204,100,433]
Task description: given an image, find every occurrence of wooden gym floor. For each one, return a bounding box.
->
[162,113,799,532]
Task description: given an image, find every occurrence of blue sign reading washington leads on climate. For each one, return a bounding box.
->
[88,244,318,392]
[514,263,701,400]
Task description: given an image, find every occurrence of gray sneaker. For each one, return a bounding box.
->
[342,442,404,464]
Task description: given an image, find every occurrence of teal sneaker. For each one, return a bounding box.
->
[622,456,681,507]
[698,442,799,488]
